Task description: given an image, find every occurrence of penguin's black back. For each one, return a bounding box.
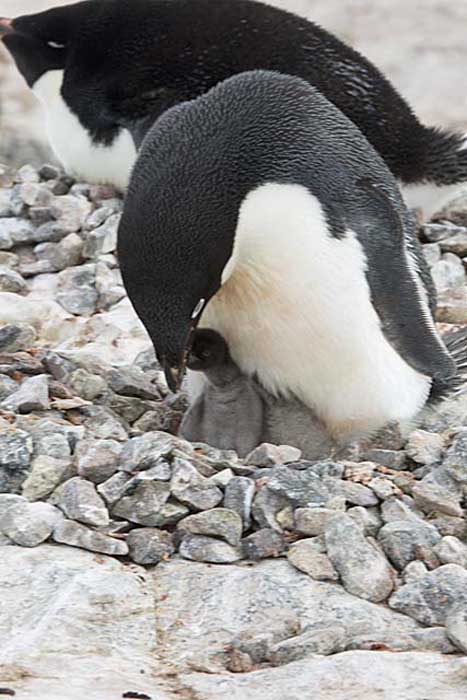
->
[52,0,448,184]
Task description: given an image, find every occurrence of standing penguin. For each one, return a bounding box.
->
[1,0,466,213]
[118,70,457,444]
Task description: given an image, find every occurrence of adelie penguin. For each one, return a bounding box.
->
[117,70,462,445]
[1,0,467,214]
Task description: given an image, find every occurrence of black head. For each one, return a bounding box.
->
[0,3,93,87]
[187,329,230,372]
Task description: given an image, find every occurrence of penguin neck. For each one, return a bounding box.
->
[200,182,432,442]
[32,70,136,190]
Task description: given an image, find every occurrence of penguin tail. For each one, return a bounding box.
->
[421,126,467,190]
[429,325,467,403]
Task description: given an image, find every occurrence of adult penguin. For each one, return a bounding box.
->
[0,0,466,213]
[117,70,457,443]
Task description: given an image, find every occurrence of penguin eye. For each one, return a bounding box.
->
[47,40,66,49]
[201,349,211,359]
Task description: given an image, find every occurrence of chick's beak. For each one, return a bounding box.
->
[0,18,14,37]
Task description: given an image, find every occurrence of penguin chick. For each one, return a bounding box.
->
[118,70,456,445]
[1,0,466,213]
[179,329,264,457]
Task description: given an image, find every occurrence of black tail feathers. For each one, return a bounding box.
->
[421,127,467,187]
[430,325,467,403]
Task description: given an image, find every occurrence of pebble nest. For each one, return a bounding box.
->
[1,162,467,658]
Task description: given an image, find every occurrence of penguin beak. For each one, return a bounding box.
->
[163,358,184,393]
[0,18,14,37]
[161,320,200,392]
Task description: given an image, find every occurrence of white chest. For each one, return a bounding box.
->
[33,70,137,190]
[200,183,431,441]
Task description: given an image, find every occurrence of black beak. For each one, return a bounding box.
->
[163,359,184,393]
[0,18,14,37]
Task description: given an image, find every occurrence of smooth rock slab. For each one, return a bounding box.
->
[389,564,467,625]
[0,545,164,700]
[53,519,128,556]
[325,513,394,602]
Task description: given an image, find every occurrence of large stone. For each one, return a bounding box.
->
[287,539,339,581]
[242,529,285,560]
[0,323,36,353]
[266,465,330,506]
[74,439,122,483]
[53,519,129,556]
[21,455,72,501]
[170,458,223,511]
[389,564,467,625]
[179,534,243,563]
[223,476,256,530]
[0,545,164,700]
[434,536,467,567]
[1,374,49,413]
[294,506,340,535]
[177,508,243,546]
[378,520,441,570]
[0,500,62,546]
[0,428,33,493]
[126,527,175,565]
[53,477,110,527]
[112,480,171,525]
[325,513,394,602]
[443,431,467,486]
[405,430,445,465]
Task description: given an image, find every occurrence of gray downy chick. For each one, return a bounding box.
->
[179,329,264,457]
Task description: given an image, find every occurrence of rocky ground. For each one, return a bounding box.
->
[2,163,467,698]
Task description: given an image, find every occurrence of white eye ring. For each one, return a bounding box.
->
[47,40,65,49]
[191,298,205,320]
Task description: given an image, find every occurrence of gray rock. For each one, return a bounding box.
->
[170,458,223,511]
[251,486,290,531]
[32,427,73,459]
[437,286,467,323]
[52,519,128,556]
[246,443,285,466]
[294,506,339,535]
[0,251,19,268]
[54,477,110,527]
[223,476,255,530]
[431,252,466,292]
[179,534,243,563]
[0,500,62,546]
[359,449,406,470]
[0,265,26,292]
[16,164,40,183]
[380,495,425,524]
[118,431,178,472]
[287,539,339,581]
[56,264,98,315]
[368,477,401,500]
[112,480,171,525]
[75,439,121,483]
[412,479,463,517]
[446,604,467,654]
[82,213,120,257]
[347,506,382,537]
[0,428,33,493]
[2,374,49,413]
[0,217,35,247]
[0,373,17,398]
[177,508,243,546]
[389,564,467,625]
[208,467,234,487]
[324,477,379,507]
[423,242,442,266]
[39,163,61,180]
[429,514,467,539]
[266,466,330,506]
[443,431,467,486]
[21,455,72,500]
[32,232,83,272]
[50,194,92,232]
[325,513,394,601]
[17,181,52,207]
[405,429,445,465]
[269,626,346,664]
[96,471,132,505]
[403,560,429,584]
[0,323,36,352]
[126,527,174,564]
[106,366,160,400]
[433,536,467,567]
[242,528,285,560]
[80,405,128,441]
[378,520,441,570]
[68,368,107,400]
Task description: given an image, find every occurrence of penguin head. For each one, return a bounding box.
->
[187,330,230,372]
[0,3,86,87]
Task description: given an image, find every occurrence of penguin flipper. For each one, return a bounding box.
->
[430,325,467,402]
[353,178,456,383]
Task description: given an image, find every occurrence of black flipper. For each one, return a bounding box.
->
[353,178,456,383]
[430,325,467,402]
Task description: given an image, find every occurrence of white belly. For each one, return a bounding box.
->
[200,183,431,441]
[33,71,137,190]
